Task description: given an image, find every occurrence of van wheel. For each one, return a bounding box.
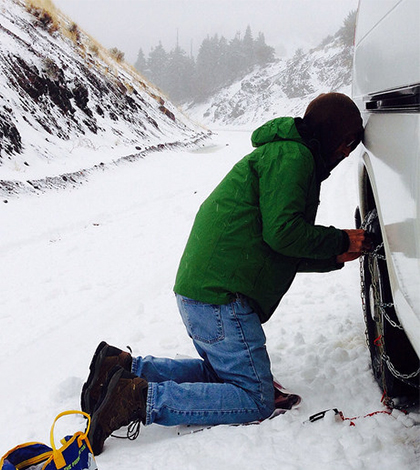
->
[361,210,419,405]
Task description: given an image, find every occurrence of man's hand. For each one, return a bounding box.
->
[345,229,371,252]
[337,229,372,264]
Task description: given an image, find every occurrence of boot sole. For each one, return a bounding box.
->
[81,341,108,415]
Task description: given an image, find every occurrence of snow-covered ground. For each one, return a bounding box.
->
[1,129,419,469]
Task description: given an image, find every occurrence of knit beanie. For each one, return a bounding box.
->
[302,93,364,161]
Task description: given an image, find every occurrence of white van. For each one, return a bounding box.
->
[352,0,419,404]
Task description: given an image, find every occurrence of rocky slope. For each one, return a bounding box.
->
[185,31,353,127]
[0,0,206,195]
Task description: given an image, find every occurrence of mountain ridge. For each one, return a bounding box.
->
[0,0,206,196]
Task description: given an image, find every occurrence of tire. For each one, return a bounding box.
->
[361,209,419,405]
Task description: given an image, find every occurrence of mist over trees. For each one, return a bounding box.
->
[133,12,356,106]
[134,26,275,104]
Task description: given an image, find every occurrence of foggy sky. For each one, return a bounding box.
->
[53,0,358,64]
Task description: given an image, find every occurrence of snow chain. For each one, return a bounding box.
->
[359,209,420,399]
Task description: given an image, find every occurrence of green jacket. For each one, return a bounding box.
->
[174,117,348,323]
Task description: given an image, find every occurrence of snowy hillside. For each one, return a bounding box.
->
[0,0,206,195]
[186,31,353,127]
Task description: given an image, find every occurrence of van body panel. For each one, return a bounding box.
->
[353,0,420,358]
[353,0,420,97]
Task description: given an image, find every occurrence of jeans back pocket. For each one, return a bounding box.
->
[177,296,225,344]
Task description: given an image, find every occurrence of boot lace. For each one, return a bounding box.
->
[111,411,143,441]
[127,419,141,440]
[111,420,141,440]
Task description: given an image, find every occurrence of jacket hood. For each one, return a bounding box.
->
[251,117,305,148]
[251,116,331,182]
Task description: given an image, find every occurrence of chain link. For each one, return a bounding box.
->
[378,302,404,330]
[370,242,386,260]
[366,243,403,330]
[383,354,420,381]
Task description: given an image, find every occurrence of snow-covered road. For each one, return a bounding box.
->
[1,130,419,469]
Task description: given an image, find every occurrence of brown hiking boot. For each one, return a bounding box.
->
[81,341,133,416]
[88,366,148,455]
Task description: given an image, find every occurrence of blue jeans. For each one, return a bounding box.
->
[131,294,275,426]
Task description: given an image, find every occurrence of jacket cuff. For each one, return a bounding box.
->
[340,230,350,254]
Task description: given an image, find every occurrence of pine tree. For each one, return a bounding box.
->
[217,36,230,86]
[147,42,169,90]
[134,48,148,75]
[166,45,195,103]
[226,32,243,81]
[194,35,220,99]
[254,32,275,65]
[336,10,357,47]
[242,25,255,69]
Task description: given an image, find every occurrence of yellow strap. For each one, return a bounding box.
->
[50,410,91,469]
[15,451,51,470]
